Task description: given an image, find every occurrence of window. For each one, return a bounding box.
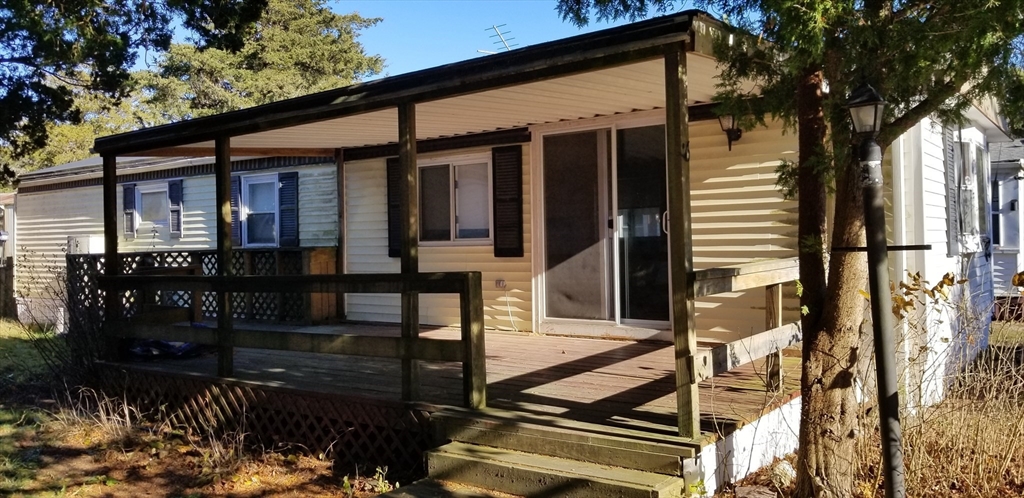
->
[123,180,182,238]
[418,158,491,243]
[231,172,299,248]
[242,175,278,246]
[137,184,169,226]
[944,125,993,256]
[386,146,523,257]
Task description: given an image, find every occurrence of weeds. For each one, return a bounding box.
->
[49,387,146,449]
[851,270,1024,497]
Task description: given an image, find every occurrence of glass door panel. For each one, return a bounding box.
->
[543,129,612,320]
[616,125,669,322]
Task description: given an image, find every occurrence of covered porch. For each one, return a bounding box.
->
[90,8,800,452]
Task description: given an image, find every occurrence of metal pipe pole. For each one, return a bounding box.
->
[860,136,906,498]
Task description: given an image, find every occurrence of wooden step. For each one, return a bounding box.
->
[427,442,688,498]
[434,406,699,475]
[377,478,517,497]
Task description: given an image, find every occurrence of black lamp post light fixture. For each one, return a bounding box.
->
[718,113,742,150]
[844,82,906,498]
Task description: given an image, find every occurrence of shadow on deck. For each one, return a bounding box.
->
[119,322,801,442]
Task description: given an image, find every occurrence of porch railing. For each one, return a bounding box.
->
[66,249,338,323]
[95,271,487,410]
[691,256,802,392]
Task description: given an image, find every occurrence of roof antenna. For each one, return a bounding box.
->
[477,24,518,54]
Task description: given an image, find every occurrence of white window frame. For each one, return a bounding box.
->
[136,183,169,227]
[418,153,493,246]
[955,138,984,254]
[241,173,279,248]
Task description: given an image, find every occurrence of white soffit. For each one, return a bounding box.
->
[177,55,722,152]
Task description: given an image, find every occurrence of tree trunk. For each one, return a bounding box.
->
[794,69,869,498]
[796,67,829,335]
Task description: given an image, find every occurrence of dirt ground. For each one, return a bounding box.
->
[1,320,394,497]
[0,401,401,497]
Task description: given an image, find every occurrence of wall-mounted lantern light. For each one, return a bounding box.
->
[718,114,742,151]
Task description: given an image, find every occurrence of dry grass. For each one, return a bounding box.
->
[890,320,1024,497]
[844,318,1024,498]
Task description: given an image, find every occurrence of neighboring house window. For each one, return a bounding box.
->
[992,177,1001,246]
[954,143,978,253]
[230,172,299,248]
[943,124,991,256]
[122,180,183,238]
[138,184,169,226]
[242,174,278,246]
[418,156,492,244]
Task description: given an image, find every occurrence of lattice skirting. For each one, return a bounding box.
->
[94,363,438,474]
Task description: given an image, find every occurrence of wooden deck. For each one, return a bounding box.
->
[122,322,801,442]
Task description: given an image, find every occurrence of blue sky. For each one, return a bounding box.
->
[334,1,633,78]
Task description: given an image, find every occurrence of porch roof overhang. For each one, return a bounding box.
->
[93,10,724,158]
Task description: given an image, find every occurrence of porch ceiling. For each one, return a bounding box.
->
[131,54,722,155]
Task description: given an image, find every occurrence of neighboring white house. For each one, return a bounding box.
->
[15,155,339,326]
[886,115,1006,407]
[990,141,1024,302]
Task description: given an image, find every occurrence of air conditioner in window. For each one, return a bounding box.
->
[67,235,105,255]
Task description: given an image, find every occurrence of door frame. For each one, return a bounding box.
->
[529,109,672,340]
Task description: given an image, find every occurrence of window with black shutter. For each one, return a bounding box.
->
[232,172,300,248]
[386,147,523,256]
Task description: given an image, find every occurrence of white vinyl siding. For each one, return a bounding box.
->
[911,118,992,405]
[298,165,340,247]
[17,187,104,300]
[345,146,532,331]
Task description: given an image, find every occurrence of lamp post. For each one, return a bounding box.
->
[846,83,906,498]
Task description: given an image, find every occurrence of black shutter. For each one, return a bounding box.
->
[492,145,524,257]
[278,171,299,247]
[386,157,401,258]
[943,125,959,257]
[231,176,242,246]
[122,183,136,238]
[168,179,183,238]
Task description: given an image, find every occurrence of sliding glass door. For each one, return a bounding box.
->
[542,124,670,326]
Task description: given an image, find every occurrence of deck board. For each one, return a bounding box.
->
[124,323,800,440]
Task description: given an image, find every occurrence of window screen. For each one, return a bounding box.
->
[140,191,168,225]
[420,165,452,241]
[246,180,277,245]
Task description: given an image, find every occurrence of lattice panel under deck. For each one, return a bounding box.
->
[95,364,435,474]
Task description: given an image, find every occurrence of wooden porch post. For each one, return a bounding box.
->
[398,102,420,401]
[335,148,347,320]
[665,44,701,439]
[766,284,784,391]
[101,154,120,359]
[214,137,234,376]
